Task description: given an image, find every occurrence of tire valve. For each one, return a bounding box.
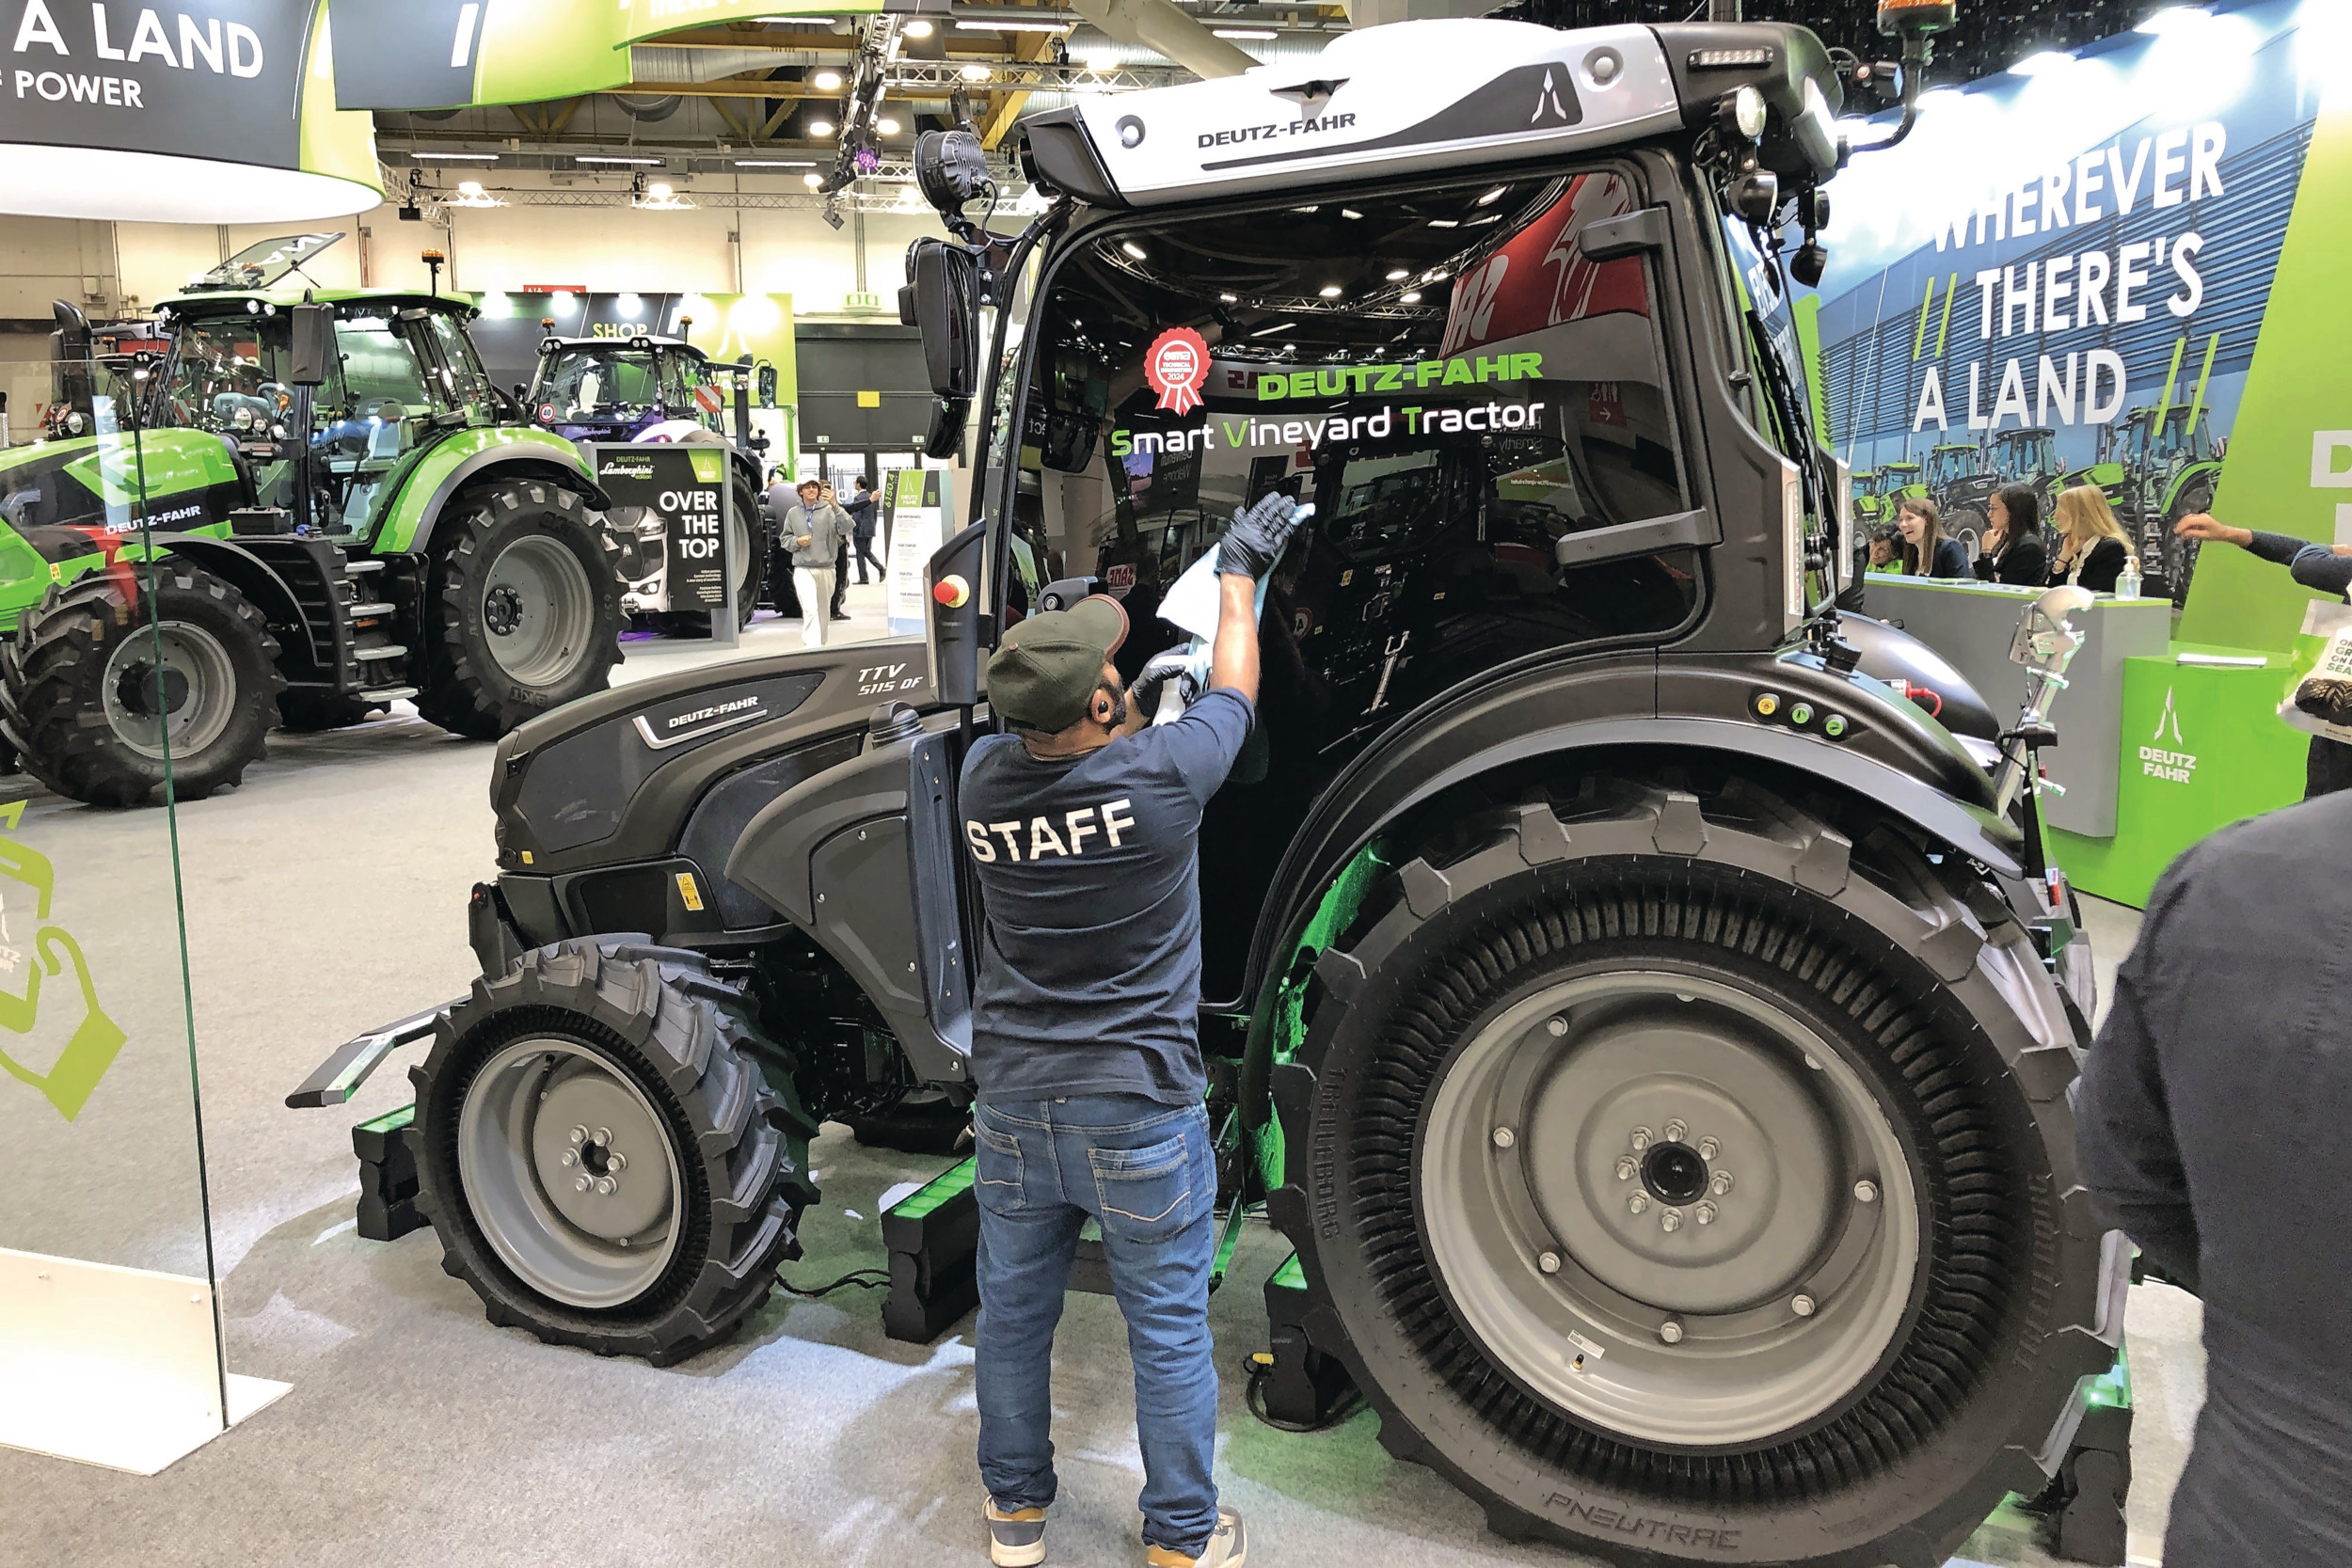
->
[1659,1321,1684,1344]
[1537,1251,1561,1275]
[1853,1179,1878,1204]
[1491,1127,1517,1149]
[1545,1016,1568,1037]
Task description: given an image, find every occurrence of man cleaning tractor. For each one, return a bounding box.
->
[961,492,1300,1568]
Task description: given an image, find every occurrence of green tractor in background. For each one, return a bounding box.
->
[1927,436,2001,550]
[0,235,623,806]
[2074,404,2224,604]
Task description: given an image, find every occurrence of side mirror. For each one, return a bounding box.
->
[288,303,333,388]
[757,363,777,407]
[902,238,980,402]
[922,395,969,462]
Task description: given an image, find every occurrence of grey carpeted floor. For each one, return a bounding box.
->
[0,592,2198,1567]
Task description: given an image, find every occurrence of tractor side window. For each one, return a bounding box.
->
[1011,168,1699,1001]
[315,315,436,535]
[162,317,295,438]
[538,349,657,419]
[421,311,498,424]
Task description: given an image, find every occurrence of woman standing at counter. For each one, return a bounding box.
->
[1896,499,1970,578]
[2173,511,2352,798]
[1973,484,2048,586]
[2048,485,2133,593]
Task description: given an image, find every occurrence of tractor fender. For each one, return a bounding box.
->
[383,440,612,558]
[136,532,323,672]
[1239,647,2022,1012]
[725,712,971,1087]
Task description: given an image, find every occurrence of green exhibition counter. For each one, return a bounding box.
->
[1863,577,2312,909]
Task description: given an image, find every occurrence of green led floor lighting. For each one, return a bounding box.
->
[358,1102,416,1139]
[888,1157,976,1220]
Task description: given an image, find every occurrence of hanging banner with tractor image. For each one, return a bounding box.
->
[1805,0,2337,610]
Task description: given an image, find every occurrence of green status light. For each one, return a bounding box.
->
[1823,714,1848,738]
[1789,703,1813,726]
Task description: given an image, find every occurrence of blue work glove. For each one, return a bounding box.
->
[1217,492,1302,580]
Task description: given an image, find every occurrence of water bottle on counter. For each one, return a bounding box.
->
[2116,552,2142,600]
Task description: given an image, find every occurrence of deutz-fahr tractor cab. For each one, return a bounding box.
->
[526,332,772,629]
[0,233,622,805]
[306,8,2124,1566]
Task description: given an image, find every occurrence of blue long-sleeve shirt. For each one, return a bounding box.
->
[2247,530,2352,599]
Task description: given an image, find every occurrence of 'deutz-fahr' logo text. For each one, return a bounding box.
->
[2139,686,2195,784]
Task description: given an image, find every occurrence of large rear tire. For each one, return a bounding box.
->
[411,939,818,1365]
[0,562,282,805]
[416,480,622,740]
[1269,778,2114,1568]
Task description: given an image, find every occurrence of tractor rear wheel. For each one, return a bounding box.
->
[1270,778,2113,1568]
[411,939,818,1365]
[416,479,622,740]
[0,561,281,805]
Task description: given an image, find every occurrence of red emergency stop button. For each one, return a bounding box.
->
[933,575,970,608]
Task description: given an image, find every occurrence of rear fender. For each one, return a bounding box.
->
[726,710,972,1086]
[374,429,609,555]
[1242,648,2021,1017]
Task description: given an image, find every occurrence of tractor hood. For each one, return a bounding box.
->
[0,429,243,533]
[488,636,937,879]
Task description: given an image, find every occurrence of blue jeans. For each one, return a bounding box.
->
[973,1095,1220,1555]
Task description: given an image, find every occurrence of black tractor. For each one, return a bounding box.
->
[299,8,2126,1565]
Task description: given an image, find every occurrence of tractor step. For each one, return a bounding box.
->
[343,558,385,574]
[358,685,418,703]
[2022,1350,2134,1566]
[347,601,396,618]
[354,644,408,661]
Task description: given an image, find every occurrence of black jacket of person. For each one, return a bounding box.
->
[846,492,878,541]
[2078,792,2352,1568]
[1973,530,2047,586]
[1907,536,1970,579]
[2052,535,2127,593]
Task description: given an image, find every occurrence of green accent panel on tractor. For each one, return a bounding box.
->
[371,425,597,554]
[1268,1252,1307,1292]
[888,1157,976,1222]
[1255,842,1390,1193]
[357,1102,417,1139]
[302,3,385,201]
[2176,93,2352,652]
[1793,293,1831,446]
[2049,646,2307,909]
[56,431,241,507]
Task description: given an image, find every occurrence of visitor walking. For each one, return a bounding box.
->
[780,478,847,647]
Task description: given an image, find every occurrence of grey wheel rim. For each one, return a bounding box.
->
[100,619,238,762]
[481,534,596,688]
[456,1037,684,1308]
[1421,971,1920,1448]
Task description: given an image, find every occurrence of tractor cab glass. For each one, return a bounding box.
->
[1009,168,1700,995]
[535,346,659,421]
[162,315,299,438]
[419,309,501,424]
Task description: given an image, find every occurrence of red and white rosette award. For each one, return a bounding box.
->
[1145,326,1209,416]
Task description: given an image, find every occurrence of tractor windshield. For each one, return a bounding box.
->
[161,314,299,437]
[1013,168,1702,997]
[536,346,661,420]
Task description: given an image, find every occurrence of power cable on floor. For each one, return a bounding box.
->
[776,1267,892,1300]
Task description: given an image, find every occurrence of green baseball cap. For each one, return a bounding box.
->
[987,594,1130,731]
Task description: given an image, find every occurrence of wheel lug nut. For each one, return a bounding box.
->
[596,1178,615,1196]
[1614,1155,1637,1181]
[1537,1251,1561,1275]
[1709,1171,1734,1196]
[1694,1201,1717,1226]
[1491,1127,1517,1149]
[1854,1179,1878,1204]
[1792,1293,1817,1318]
[1629,1126,1652,1151]
[1697,1136,1719,1160]
[1628,1192,1649,1214]
[560,1150,577,1167]
[569,1126,587,1145]
[1661,1208,1682,1233]
[610,1152,627,1172]
[596,1128,612,1144]
[1659,1320,1684,1344]
[574,1177,590,1192]
[1663,1118,1688,1143]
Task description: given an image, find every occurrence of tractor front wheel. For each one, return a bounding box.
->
[0,561,281,805]
[411,939,818,1364]
[417,480,622,739]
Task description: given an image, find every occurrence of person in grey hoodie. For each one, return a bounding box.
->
[781,478,849,647]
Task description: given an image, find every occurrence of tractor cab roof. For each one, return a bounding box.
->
[155,288,476,320]
[1999,427,2057,440]
[538,335,708,359]
[1883,461,1920,472]
[1020,16,1842,210]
